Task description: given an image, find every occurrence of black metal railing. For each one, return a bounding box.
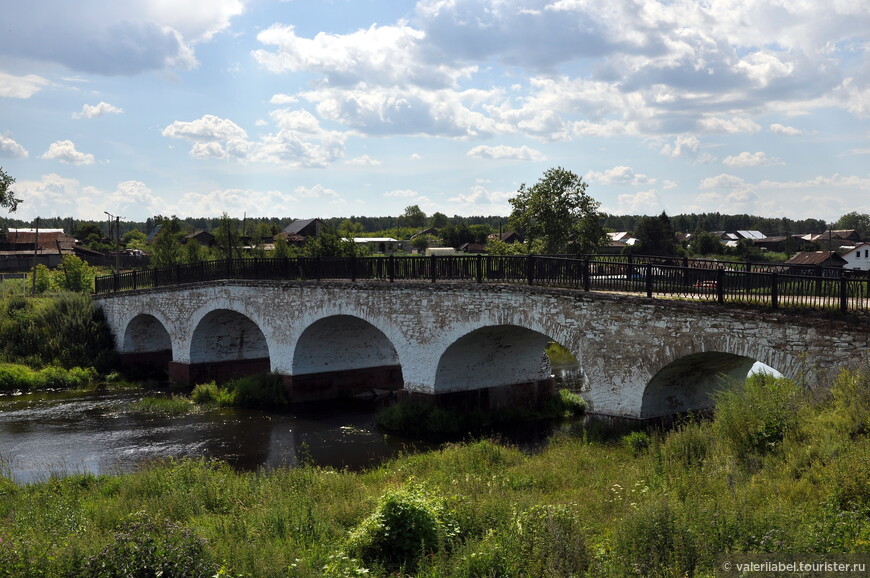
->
[93,255,870,315]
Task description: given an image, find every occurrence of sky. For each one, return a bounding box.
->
[1,0,869,225]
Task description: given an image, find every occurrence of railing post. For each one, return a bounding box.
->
[717,268,725,304]
[315,256,321,281]
[431,254,437,283]
[113,272,119,292]
[771,272,779,309]
[645,263,653,298]
[583,258,590,292]
[840,275,848,314]
[526,255,535,285]
[350,255,356,283]
[476,254,483,283]
[389,254,395,283]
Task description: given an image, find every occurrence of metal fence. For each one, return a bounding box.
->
[93,255,870,315]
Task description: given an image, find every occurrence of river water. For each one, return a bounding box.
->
[0,366,606,484]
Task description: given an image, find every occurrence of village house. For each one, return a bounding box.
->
[842,242,870,271]
[784,251,848,277]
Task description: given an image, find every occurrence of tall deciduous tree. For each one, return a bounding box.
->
[0,167,21,212]
[835,211,870,240]
[508,167,606,255]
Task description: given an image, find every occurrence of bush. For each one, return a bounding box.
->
[622,431,651,456]
[191,374,287,409]
[82,512,216,577]
[712,373,801,462]
[613,497,698,577]
[0,363,34,391]
[506,504,591,576]
[346,484,459,571]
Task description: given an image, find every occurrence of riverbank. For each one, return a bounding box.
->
[1,370,868,577]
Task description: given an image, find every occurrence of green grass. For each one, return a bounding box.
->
[0,363,98,392]
[1,369,869,576]
[128,395,197,416]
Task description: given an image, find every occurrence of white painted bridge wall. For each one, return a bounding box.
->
[94,280,870,418]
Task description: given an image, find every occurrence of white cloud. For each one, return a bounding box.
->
[587,165,654,186]
[770,123,803,136]
[72,101,124,119]
[173,187,300,219]
[700,174,748,190]
[254,23,474,90]
[659,135,714,162]
[345,155,381,166]
[722,151,782,167]
[466,145,545,161]
[447,184,512,215]
[698,117,762,134]
[0,135,28,159]
[40,140,95,165]
[0,72,51,99]
[0,0,245,75]
[615,189,662,215]
[384,189,419,198]
[162,114,247,142]
[293,184,339,199]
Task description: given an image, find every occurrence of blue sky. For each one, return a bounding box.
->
[1,0,869,224]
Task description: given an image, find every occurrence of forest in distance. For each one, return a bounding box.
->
[0,211,835,240]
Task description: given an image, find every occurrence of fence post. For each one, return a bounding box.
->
[389,254,395,283]
[645,263,653,298]
[583,258,590,292]
[350,255,356,283]
[476,254,483,283]
[526,255,535,285]
[113,272,119,292]
[840,275,848,314]
[771,272,779,309]
[431,254,437,283]
[717,268,725,304]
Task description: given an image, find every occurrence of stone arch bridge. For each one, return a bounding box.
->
[93,279,870,419]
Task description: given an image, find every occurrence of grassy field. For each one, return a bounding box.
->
[1,369,868,577]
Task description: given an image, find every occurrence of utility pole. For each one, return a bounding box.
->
[105,211,124,274]
[31,217,40,295]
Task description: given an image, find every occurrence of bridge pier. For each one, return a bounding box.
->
[282,365,404,402]
[168,358,271,386]
[399,377,557,411]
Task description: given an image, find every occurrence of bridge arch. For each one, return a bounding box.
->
[292,315,400,374]
[431,324,558,406]
[286,315,404,399]
[121,313,172,355]
[640,351,760,418]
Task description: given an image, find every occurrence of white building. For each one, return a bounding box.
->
[842,242,870,271]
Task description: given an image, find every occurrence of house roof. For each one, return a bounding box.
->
[283,218,321,235]
[784,251,848,266]
[736,230,766,240]
[4,229,77,251]
[842,242,870,257]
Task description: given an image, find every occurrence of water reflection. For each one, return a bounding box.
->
[0,390,428,484]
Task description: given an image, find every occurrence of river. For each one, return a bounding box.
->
[0,365,624,484]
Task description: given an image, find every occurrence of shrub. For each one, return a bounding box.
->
[226,373,288,409]
[613,497,698,577]
[346,484,459,571]
[622,431,651,456]
[660,419,711,469]
[506,504,591,576]
[82,512,216,577]
[712,373,801,462]
[0,363,35,391]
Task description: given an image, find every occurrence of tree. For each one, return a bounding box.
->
[429,212,449,229]
[690,231,723,256]
[508,167,606,255]
[150,215,184,268]
[835,212,870,240]
[0,167,21,212]
[632,212,677,256]
[398,205,427,229]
